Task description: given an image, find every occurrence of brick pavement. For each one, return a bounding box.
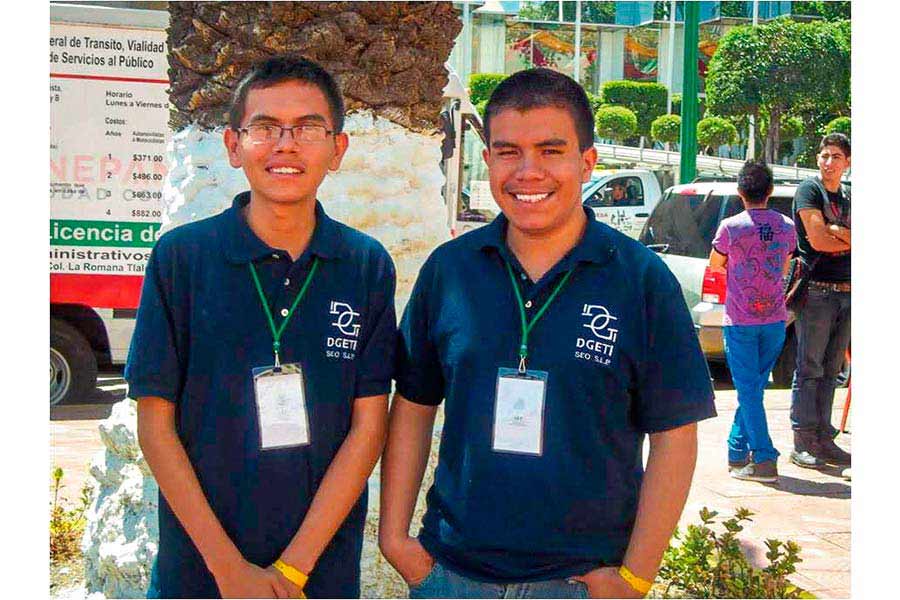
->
[49,381,850,598]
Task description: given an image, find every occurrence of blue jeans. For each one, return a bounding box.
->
[724,322,786,464]
[791,286,851,434]
[409,561,589,599]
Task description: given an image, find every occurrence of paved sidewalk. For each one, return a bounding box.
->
[684,386,851,598]
[49,381,850,598]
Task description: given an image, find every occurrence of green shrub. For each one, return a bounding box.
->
[657,507,812,598]
[671,93,706,119]
[651,114,682,144]
[50,467,93,563]
[469,73,508,105]
[697,116,738,152]
[585,91,604,117]
[824,116,851,137]
[600,80,667,137]
[595,105,638,143]
[475,99,488,119]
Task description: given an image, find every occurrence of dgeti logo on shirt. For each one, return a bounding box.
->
[574,304,619,366]
[325,301,359,360]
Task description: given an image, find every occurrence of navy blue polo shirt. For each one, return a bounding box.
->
[396,209,716,583]
[125,192,396,598]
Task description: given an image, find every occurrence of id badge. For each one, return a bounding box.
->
[252,363,311,450]
[492,367,548,456]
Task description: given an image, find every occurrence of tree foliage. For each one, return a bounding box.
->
[595,105,638,143]
[651,114,682,144]
[705,17,850,163]
[825,116,851,137]
[469,73,508,106]
[792,1,851,21]
[518,1,616,24]
[697,116,737,154]
[600,80,668,138]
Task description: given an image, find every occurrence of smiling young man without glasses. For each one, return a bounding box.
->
[126,56,396,598]
[380,68,716,599]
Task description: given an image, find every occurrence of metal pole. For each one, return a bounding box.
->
[574,0,582,82]
[463,1,472,81]
[559,0,563,22]
[679,0,699,183]
[747,0,758,159]
[666,0,676,114]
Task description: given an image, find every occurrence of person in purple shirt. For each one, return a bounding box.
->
[709,160,797,483]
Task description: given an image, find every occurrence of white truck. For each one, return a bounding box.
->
[50,4,170,405]
[581,169,665,239]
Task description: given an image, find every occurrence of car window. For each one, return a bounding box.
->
[639,191,723,259]
[769,195,793,218]
[585,176,644,208]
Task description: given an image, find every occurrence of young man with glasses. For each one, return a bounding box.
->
[789,133,852,469]
[127,56,396,598]
[380,69,716,599]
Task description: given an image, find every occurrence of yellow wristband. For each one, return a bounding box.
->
[618,565,652,595]
[273,559,309,590]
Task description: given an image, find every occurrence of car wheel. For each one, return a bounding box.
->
[772,329,796,389]
[50,318,97,406]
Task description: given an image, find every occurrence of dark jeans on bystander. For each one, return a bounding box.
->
[790,286,851,436]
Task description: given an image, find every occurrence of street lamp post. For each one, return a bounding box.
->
[679,0,699,183]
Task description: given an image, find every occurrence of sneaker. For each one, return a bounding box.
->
[790,449,825,468]
[791,431,825,469]
[728,457,750,471]
[817,436,851,466]
[731,460,778,483]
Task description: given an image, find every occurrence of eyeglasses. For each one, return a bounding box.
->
[237,123,335,145]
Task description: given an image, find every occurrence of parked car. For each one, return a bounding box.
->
[638,181,801,386]
[582,169,664,239]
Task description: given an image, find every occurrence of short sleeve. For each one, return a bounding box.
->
[793,179,824,215]
[353,247,398,398]
[124,239,184,402]
[633,262,717,433]
[394,254,445,406]
[712,222,730,256]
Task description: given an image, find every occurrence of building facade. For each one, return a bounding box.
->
[448,1,803,96]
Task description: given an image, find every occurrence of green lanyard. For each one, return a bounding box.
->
[249,258,319,367]
[504,259,576,373]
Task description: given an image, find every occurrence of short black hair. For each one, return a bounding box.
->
[229,55,345,133]
[737,159,774,204]
[483,68,595,152]
[819,133,851,157]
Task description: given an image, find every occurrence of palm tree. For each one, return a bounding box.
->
[168,2,460,131]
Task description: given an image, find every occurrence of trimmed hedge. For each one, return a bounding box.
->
[600,80,667,136]
[824,116,851,137]
[595,105,638,142]
[671,93,706,119]
[697,116,738,151]
[585,91,604,117]
[469,73,508,105]
[651,114,682,144]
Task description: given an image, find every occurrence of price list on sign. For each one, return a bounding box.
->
[50,21,171,276]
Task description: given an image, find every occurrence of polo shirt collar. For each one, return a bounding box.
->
[224,192,345,264]
[476,207,616,266]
